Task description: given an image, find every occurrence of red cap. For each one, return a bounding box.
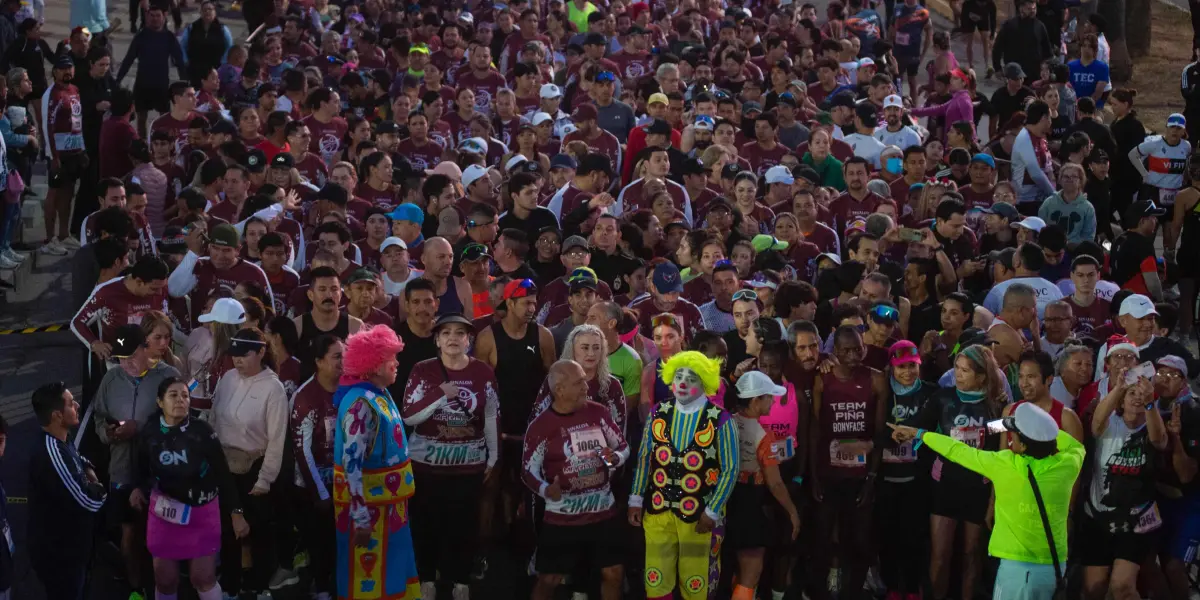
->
[503,278,537,300]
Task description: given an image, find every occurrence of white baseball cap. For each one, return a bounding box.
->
[198,297,248,325]
[765,165,794,185]
[505,154,530,171]
[532,112,554,126]
[736,371,787,399]
[883,94,904,110]
[459,137,489,155]
[540,83,562,99]
[380,236,407,252]
[990,402,1059,443]
[1119,294,1158,319]
[462,164,490,189]
[1011,216,1046,232]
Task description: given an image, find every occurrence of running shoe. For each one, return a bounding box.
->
[40,239,67,256]
[60,236,81,249]
[268,567,300,590]
[421,581,437,599]
[2,249,25,263]
[452,583,470,600]
[0,255,17,270]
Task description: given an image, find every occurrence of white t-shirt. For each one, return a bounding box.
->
[873,125,923,150]
[1056,278,1119,302]
[844,133,886,169]
[983,276,1064,319]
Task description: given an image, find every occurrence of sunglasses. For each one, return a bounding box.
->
[595,71,616,83]
[871,304,899,322]
[891,345,919,360]
[651,313,680,328]
[732,289,759,302]
[714,258,734,269]
[461,243,489,261]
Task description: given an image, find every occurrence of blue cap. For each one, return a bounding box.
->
[550,153,578,170]
[388,203,425,225]
[1168,113,1187,128]
[652,262,684,294]
[970,153,996,168]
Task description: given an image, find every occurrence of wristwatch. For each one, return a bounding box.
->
[231,508,244,515]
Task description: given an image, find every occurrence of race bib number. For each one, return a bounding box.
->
[895,32,911,45]
[1134,502,1163,534]
[1161,188,1179,206]
[951,426,984,448]
[323,416,336,445]
[153,494,192,526]
[421,441,487,466]
[570,428,607,457]
[772,437,796,461]
[829,440,867,467]
[884,440,917,463]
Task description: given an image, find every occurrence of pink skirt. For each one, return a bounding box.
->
[145,490,222,560]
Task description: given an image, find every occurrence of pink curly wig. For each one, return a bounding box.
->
[340,325,405,384]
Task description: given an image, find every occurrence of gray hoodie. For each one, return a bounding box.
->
[1038,190,1096,245]
[93,360,181,485]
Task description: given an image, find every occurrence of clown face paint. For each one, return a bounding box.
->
[672,367,706,404]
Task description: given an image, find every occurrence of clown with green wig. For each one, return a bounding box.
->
[628,350,739,600]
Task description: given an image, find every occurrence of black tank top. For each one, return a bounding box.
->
[436,277,465,317]
[491,321,546,435]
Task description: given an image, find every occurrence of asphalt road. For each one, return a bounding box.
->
[0,1,991,597]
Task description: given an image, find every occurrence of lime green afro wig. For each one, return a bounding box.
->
[661,350,722,396]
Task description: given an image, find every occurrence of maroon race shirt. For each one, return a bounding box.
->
[429,119,455,150]
[175,254,273,327]
[829,191,884,237]
[610,50,656,83]
[628,295,706,342]
[354,182,401,211]
[71,277,169,347]
[799,222,841,254]
[290,376,336,501]
[529,375,628,436]
[394,137,445,171]
[443,111,482,145]
[514,94,541,117]
[960,185,996,211]
[46,83,85,155]
[151,111,204,157]
[401,357,500,475]
[617,178,690,220]
[1064,295,1111,340]
[454,68,509,115]
[740,140,792,176]
[264,266,301,316]
[521,400,628,525]
[536,276,613,323]
[302,115,349,165]
[563,129,622,177]
[207,198,244,224]
[295,153,329,188]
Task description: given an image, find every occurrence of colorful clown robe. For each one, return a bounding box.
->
[631,398,738,600]
[333,381,421,600]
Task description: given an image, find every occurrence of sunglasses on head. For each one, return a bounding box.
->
[871,304,899,322]
[732,289,759,302]
[651,313,679,329]
[595,71,616,83]
[714,258,734,269]
[892,345,919,360]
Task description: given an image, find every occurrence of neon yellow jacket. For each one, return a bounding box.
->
[922,429,1084,564]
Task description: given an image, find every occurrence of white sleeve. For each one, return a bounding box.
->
[167,250,201,298]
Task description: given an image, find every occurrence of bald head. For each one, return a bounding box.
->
[422,236,454,279]
[549,359,588,410]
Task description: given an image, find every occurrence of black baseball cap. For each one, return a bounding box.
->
[244,148,268,173]
[110,324,146,359]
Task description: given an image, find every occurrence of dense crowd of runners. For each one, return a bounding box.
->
[8,0,1200,598]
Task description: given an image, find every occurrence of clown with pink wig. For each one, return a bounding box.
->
[332,325,421,599]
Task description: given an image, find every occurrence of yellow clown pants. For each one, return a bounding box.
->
[643,510,722,600]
